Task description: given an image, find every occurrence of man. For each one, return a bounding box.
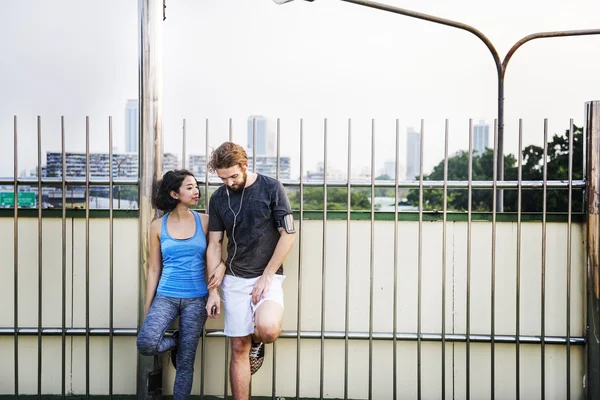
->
[205,141,296,400]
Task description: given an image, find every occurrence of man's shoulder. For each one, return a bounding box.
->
[257,174,282,189]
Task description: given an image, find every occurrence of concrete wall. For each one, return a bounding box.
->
[0,217,586,399]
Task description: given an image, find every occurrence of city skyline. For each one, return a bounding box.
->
[1,1,598,181]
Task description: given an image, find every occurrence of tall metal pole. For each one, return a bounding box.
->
[138,0,163,399]
[586,100,600,400]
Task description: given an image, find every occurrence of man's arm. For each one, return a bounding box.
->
[250,221,296,305]
[263,226,296,276]
[206,230,226,291]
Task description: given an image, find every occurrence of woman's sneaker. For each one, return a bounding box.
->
[170,330,179,370]
[249,340,264,375]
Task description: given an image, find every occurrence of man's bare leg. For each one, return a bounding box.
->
[230,336,251,400]
[253,300,284,343]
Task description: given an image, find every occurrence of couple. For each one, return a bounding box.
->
[136,141,296,400]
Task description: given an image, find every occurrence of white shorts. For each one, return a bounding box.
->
[221,274,285,337]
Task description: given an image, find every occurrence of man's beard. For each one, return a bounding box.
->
[228,171,247,192]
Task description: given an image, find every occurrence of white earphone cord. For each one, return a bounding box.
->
[226,185,245,279]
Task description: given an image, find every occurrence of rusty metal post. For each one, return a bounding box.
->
[586,100,600,400]
[138,0,164,399]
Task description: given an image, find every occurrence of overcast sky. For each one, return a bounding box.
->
[1,0,599,179]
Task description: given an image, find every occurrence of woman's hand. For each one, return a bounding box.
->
[206,290,221,319]
[208,262,226,290]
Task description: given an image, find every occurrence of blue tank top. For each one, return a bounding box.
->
[156,211,208,298]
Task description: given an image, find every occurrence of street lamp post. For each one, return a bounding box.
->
[274,0,600,212]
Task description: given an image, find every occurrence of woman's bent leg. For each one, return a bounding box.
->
[137,295,180,356]
[173,296,208,400]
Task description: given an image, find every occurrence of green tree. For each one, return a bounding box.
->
[375,174,395,197]
[406,125,583,212]
[289,187,371,211]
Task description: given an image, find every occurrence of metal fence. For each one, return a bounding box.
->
[1,101,599,399]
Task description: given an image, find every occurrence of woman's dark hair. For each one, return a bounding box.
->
[152,169,198,212]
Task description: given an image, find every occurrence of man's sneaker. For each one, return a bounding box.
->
[170,330,179,370]
[249,340,265,375]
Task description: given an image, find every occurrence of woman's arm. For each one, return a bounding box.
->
[144,219,162,316]
[206,229,225,318]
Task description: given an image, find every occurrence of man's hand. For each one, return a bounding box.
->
[206,291,221,319]
[251,273,273,305]
[208,262,226,290]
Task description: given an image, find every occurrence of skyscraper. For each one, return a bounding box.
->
[406,127,421,180]
[474,121,490,155]
[247,115,274,156]
[125,99,139,153]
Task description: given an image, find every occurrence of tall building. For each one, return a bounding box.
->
[474,121,490,155]
[44,151,178,178]
[125,99,139,153]
[247,115,275,156]
[406,127,421,180]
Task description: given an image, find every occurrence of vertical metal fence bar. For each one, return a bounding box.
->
[344,119,351,400]
[541,119,548,400]
[369,119,375,400]
[585,100,600,399]
[85,116,91,400]
[320,119,328,400]
[296,119,304,400]
[13,115,19,398]
[37,116,43,399]
[466,119,473,400]
[252,118,257,173]
[198,124,210,400]
[61,116,67,400]
[516,119,523,400]
[272,118,281,400]
[108,117,114,400]
[566,119,573,400]
[249,118,256,398]
[418,119,425,400]
[442,119,449,400]
[201,301,206,400]
[182,118,187,169]
[583,109,588,214]
[491,119,498,400]
[393,119,399,400]
[205,119,210,212]
[224,117,231,400]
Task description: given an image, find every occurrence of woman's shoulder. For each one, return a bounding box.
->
[193,210,208,220]
[193,211,209,231]
[150,215,165,235]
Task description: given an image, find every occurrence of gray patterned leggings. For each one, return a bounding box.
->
[137,294,207,400]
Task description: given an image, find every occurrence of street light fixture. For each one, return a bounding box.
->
[272,0,600,212]
[272,0,313,3]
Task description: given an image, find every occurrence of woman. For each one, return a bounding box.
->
[136,169,219,399]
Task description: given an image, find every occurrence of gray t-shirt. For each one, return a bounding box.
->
[208,174,293,278]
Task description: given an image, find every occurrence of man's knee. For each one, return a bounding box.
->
[256,320,281,343]
[136,335,158,356]
[230,337,251,356]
